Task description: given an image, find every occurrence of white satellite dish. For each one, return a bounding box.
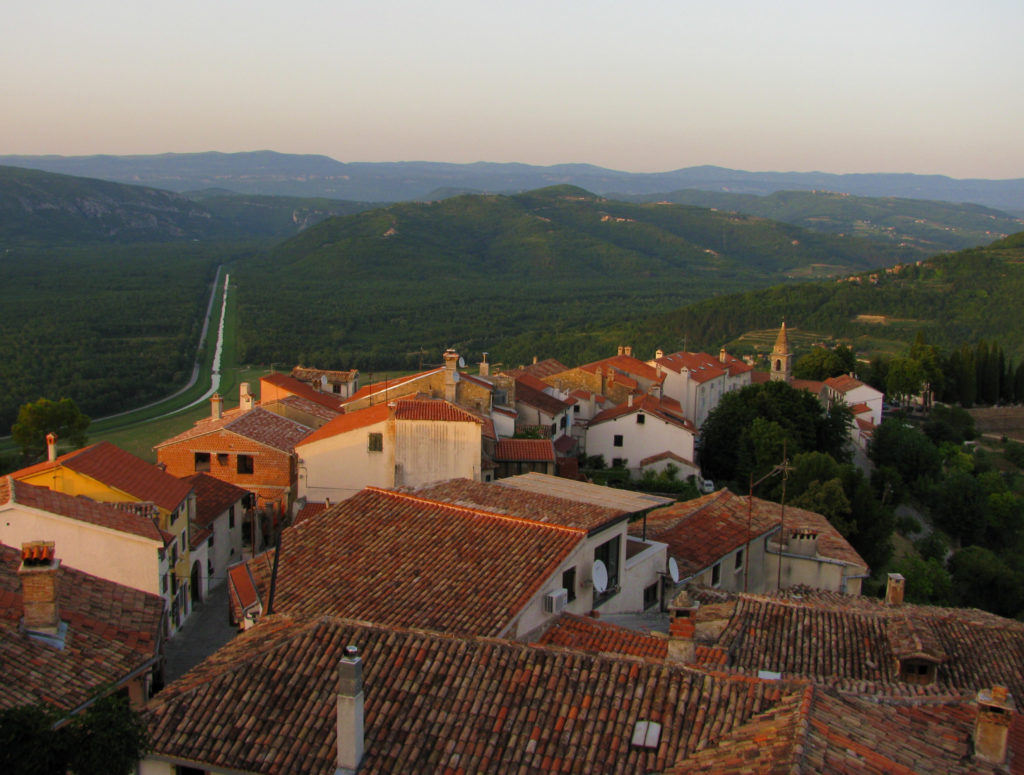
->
[458,356,466,368]
[592,560,608,594]
[668,557,680,584]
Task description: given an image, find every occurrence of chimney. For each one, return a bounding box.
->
[787,529,819,557]
[443,349,459,403]
[46,433,58,463]
[337,645,365,773]
[19,541,61,633]
[719,347,727,363]
[624,345,633,358]
[617,346,624,356]
[628,394,634,408]
[655,348,664,360]
[479,352,490,378]
[667,591,698,663]
[975,686,1014,765]
[885,572,905,606]
[240,382,255,411]
[532,355,538,365]
[211,393,223,420]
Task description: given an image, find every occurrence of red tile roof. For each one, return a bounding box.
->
[13,441,193,513]
[639,450,696,467]
[261,372,346,412]
[0,543,164,712]
[155,407,313,453]
[292,500,327,525]
[493,438,556,462]
[580,354,664,384]
[2,477,164,543]
[144,614,799,775]
[234,487,585,636]
[655,351,727,383]
[504,358,569,379]
[343,368,442,404]
[263,394,343,423]
[514,372,552,393]
[824,374,868,393]
[589,393,696,431]
[295,403,389,447]
[513,379,570,416]
[290,365,358,384]
[391,396,483,424]
[537,613,669,660]
[411,478,626,533]
[181,473,249,529]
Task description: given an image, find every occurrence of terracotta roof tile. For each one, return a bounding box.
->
[504,358,569,379]
[233,487,585,636]
[655,351,728,383]
[264,394,343,423]
[824,374,868,393]
[261,372,346,411]
[513,380,570,416]
[145,615,802,775]
[493,438,556,462]
[537,613,669,660]
[580,354,664,384]
[3,477,164,543]
[13,441,192,513]
[0,543,164,712]
[156,407,313,453]
[590,393,696,431]
[181,473,249,529]
[296,403,389,447]
[290,365,358,384]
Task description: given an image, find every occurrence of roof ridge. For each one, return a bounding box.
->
[361,486,586,535]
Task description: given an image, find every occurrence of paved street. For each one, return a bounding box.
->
[164,579,237,682]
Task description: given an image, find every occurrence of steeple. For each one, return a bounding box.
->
[770,320,792,383]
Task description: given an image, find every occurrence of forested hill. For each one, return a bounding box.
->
[611,231,1024,361]
[234,185,917,368]
[614,189,1023,254]
[0,165,373,244]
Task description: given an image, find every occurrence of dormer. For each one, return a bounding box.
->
[888,616,946,686]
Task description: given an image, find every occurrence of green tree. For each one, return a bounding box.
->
[868,419,942,494]
[885,357,925,405]
[891,555,952,605]
[794,347,844,381]
[11,397,90,460]
[949,545,1024,617]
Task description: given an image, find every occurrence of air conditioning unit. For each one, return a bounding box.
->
[543,588,569,614]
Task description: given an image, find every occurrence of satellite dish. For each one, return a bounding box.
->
[668,557,680,584]
[592,560,608,594]
[458,356,466,368]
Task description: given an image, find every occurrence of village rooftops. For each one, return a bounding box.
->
[1,476,164,543]
[342,367,444,405]
[503,357,569,380]
[493,438,556,463]
[13,441,193,514]
[823,373,869,393]
[497,471,674,516]
[0,542,164,713]
[411,477,629,534]
[512,378,571,416]
[154,406,313,453]
[290,365,358,385]
[180,473,249,530]
[228,486,586,636]
[579,353,665,385]
[537,612,669,660]
[143,613,799,775]
[589,393,696,431]
[263,393,343,424]
[260,372,346,412]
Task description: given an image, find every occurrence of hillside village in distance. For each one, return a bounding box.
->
[3,321,1024,774]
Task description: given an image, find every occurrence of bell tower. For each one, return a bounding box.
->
[770,321,792,383]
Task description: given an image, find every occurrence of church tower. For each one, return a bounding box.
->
[770,321,793,382]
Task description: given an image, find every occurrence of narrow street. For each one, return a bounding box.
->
[163,579,237,682]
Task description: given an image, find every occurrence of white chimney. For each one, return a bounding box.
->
[46,433,57,463]
[240,382,255,411]
[655,349,664,360]
[336,645,365,773]
[211,393,223,420]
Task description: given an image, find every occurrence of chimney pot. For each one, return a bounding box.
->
[240,382,254,411]
[885,572,906,606]
[655,349,664,360]
[211,393,223,420]
[617,346,624,356]
[46,433,58,463]
[624,345,633,357]
[19,542,61,633]
[337,646,365,772]
[975,686,1014,765]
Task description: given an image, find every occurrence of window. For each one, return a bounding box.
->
[735,548,744,572]
[217,453,229,466]
[194,452,210,472]
[573,404,580,413]
[562,567,577,602]
[368,432,383,452]
[550,423,557,437]
[711,562,722,587]
[237,454,254,475]
[636,414,645,425]
[643,583,659,610]
[560,416,567,429]
[229,505,235,529]
[613,434,623,447]
[593,535,621,605]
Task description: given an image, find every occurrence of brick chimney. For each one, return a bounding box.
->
[46,432,58,463]
[885,572,905,606]
[19,541,61,634]
[624,346,633,358]
[336,645,365,773]
[240,382,255,412]
[211,393,223,420]
[479,352,490,378]
[719,347,728,363]
[667,591,698,663]
[974,686,1014,765]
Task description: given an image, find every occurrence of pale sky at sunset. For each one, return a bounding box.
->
[4,0,1022,178]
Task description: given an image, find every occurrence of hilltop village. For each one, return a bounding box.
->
[3,323,1023,774]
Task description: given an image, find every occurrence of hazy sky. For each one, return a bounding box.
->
[4,1,1022,178]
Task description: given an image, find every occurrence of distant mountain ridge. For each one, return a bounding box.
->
[2,151,1022,213]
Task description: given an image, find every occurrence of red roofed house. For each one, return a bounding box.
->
[11,440,196,634]
[493,437,556,478]
[652,347,753,428]
[542,346,666,406]
[259,371,345,429]
[294,396,486,504]
[821,373,884,449]
[290,364,360,398]
[587,393,698,478]
[638,489,869,595]
[180,473,252,601]
[1,541,165,713]
[154,383,312,525]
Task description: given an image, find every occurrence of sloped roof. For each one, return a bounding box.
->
[234,487,585,636]
[411,478,626,533]
[579,354,664,384]
[824,374,870,393]
[589,393,696,431]
[181,473,249,529]
[655,351,727,383]
[144,614,800,775]
[537,613,669,660]
[13,441,193,513]
[263,394,342,423]
[513,379,570,416]
[493,438,556,462]
[343,368,443,405]
[2,476,164,543]
[391,396,483,424]
[155,407,312,453]
[497,472,674,515]
[504,358,569,379]
[0,543,164,712]
[699,588,1024,709]
[290,365,358,384]
[261,372,345,412]
[295,403,390,447]
[639,450,697,468]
